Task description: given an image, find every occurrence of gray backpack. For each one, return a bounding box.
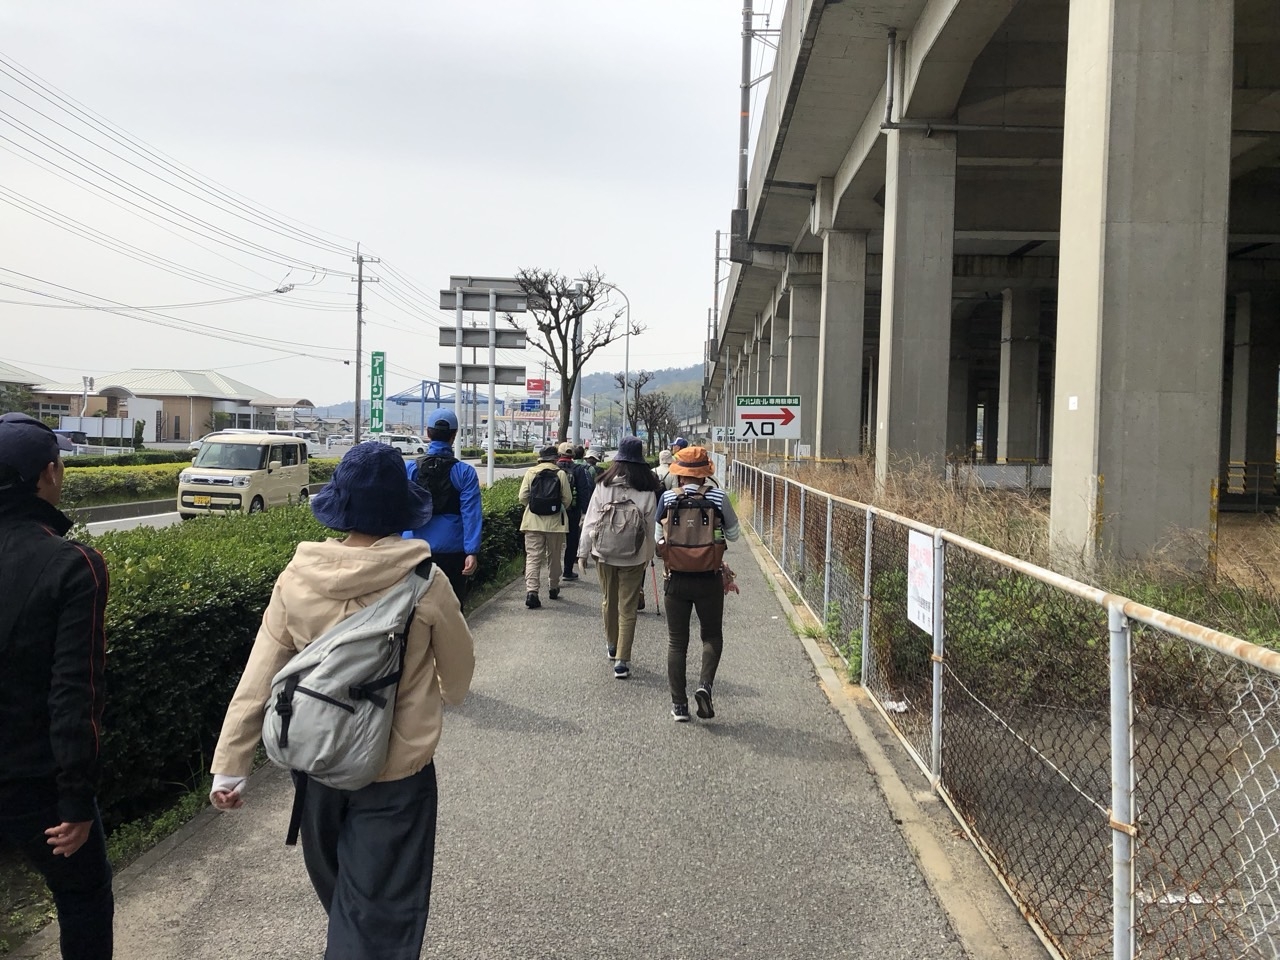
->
[262,559,435,800]
[593,484,649,565]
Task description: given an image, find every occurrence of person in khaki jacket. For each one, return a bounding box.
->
[209,442,475,960]
[518,444,573,608]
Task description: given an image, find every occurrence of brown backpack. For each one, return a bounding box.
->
[658,484,725,573]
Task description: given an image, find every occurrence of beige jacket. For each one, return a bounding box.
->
[518,461,573,533]
[211,536,475,782]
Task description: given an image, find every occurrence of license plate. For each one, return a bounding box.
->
[193,495,211,506]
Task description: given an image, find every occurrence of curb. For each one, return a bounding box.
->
[740,528,1047,960]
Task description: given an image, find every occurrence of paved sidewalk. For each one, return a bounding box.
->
[21,547,984,959]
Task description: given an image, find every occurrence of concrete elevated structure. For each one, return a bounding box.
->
[707,0,1280,562]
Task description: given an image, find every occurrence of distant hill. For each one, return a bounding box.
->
[566,364,704,400]
[317,363,705,413]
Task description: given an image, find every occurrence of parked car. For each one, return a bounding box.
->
[374,433,427,455]
[177,433,309,518]
[188,428,267,453]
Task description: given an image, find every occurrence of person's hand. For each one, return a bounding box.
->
[45,820,92,857]
[578,555,591,570]
[210,774,246,811]
[462,554,478,576]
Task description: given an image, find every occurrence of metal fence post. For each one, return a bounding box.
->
[931,529,945,785]
[861,508,874,686]
[1108,603,1136,960]
[798,486,806,578]
[782,480,790,571]
[823,496,833,618]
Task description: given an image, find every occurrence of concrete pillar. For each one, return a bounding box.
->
[865,352,878,455]
[997,288,1041,463]
[875,130,957,482]
[982,387,999,464]
[947,356,971,460]
[788,281,821,456]
[1229,293,1280,493]
[769,313,789,455]
[1050,0,1233,563]
[815,231,867,458]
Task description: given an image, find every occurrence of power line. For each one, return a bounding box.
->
[0,54,357,257]
[0,268,351,361]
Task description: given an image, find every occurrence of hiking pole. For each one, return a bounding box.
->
[650,558,662,616]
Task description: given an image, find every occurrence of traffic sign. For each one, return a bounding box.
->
[526,378,548,392]
[439,328,528,349]
[439,289,529,313]
[713,426,750,445]
[440,364,526,386]
[370,352,386,434]
[735,395,802,440]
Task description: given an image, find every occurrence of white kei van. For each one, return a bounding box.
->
[177,433,310,518]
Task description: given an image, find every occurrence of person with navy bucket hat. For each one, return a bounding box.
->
[0,413,114,959]
[403,408,482,606]
[210,441,475,960]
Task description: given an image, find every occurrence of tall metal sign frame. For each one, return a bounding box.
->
[439,276,528,485]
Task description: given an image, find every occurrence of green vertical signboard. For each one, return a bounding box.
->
[370,351,386,434]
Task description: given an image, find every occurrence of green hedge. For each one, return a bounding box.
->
[460,446,535,459]
[61,460,343,509]
[65,451,194,468]
[62,463,187,509]
[85,477,525,827]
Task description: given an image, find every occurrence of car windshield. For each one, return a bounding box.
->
[193,442,267,471]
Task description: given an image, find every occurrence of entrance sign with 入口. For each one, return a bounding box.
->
[734,395,802,440]
[370,352,386,434]
[907,530,934,633]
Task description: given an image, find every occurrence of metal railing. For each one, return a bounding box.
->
[725,458,1280,960]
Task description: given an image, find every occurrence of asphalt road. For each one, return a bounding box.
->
[20,542,970,960]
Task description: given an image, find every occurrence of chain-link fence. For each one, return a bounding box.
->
[724,459,1280,960]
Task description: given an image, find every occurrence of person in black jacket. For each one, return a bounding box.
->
[558,442,596,581]
[0,412,113,959]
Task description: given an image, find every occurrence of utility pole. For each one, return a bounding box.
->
[542,359,549,444]
[352,243,379,444]
[571,282,584,446]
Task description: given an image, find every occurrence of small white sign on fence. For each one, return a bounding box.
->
[907,530,934,633]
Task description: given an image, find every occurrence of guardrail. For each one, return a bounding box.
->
[724,457,1280,960]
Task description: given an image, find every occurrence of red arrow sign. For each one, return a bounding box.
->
[741,407,796,426]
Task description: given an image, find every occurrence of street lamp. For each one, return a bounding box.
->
[575,278,632,440]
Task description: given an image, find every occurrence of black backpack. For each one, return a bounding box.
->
[528,468,564,516]
[413,455,460,516]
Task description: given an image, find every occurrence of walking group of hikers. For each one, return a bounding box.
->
[517,434,741,722]
[0,406,740,959]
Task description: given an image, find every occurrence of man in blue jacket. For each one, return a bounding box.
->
[0,412,114,958]
[403,409,483,606]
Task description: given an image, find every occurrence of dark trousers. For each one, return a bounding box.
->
[431,552,472,607]
[664,573,725,704]
[0,786,113,960]
[299,763,438,960]
[564,509,583,573]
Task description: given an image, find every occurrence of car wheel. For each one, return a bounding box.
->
[416,447,425,455]
[249,497,265,514]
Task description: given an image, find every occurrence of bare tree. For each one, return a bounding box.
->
[507,268,644,441]
[635,391,677,454]
[613,370,656,436]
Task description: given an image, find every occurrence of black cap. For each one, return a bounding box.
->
[0,413,60,491]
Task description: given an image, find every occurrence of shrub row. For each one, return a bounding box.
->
[86,476,526,827]
[61,460,344,509]
[65,450,195,468]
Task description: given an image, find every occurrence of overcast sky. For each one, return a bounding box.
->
[0,1,767,407]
